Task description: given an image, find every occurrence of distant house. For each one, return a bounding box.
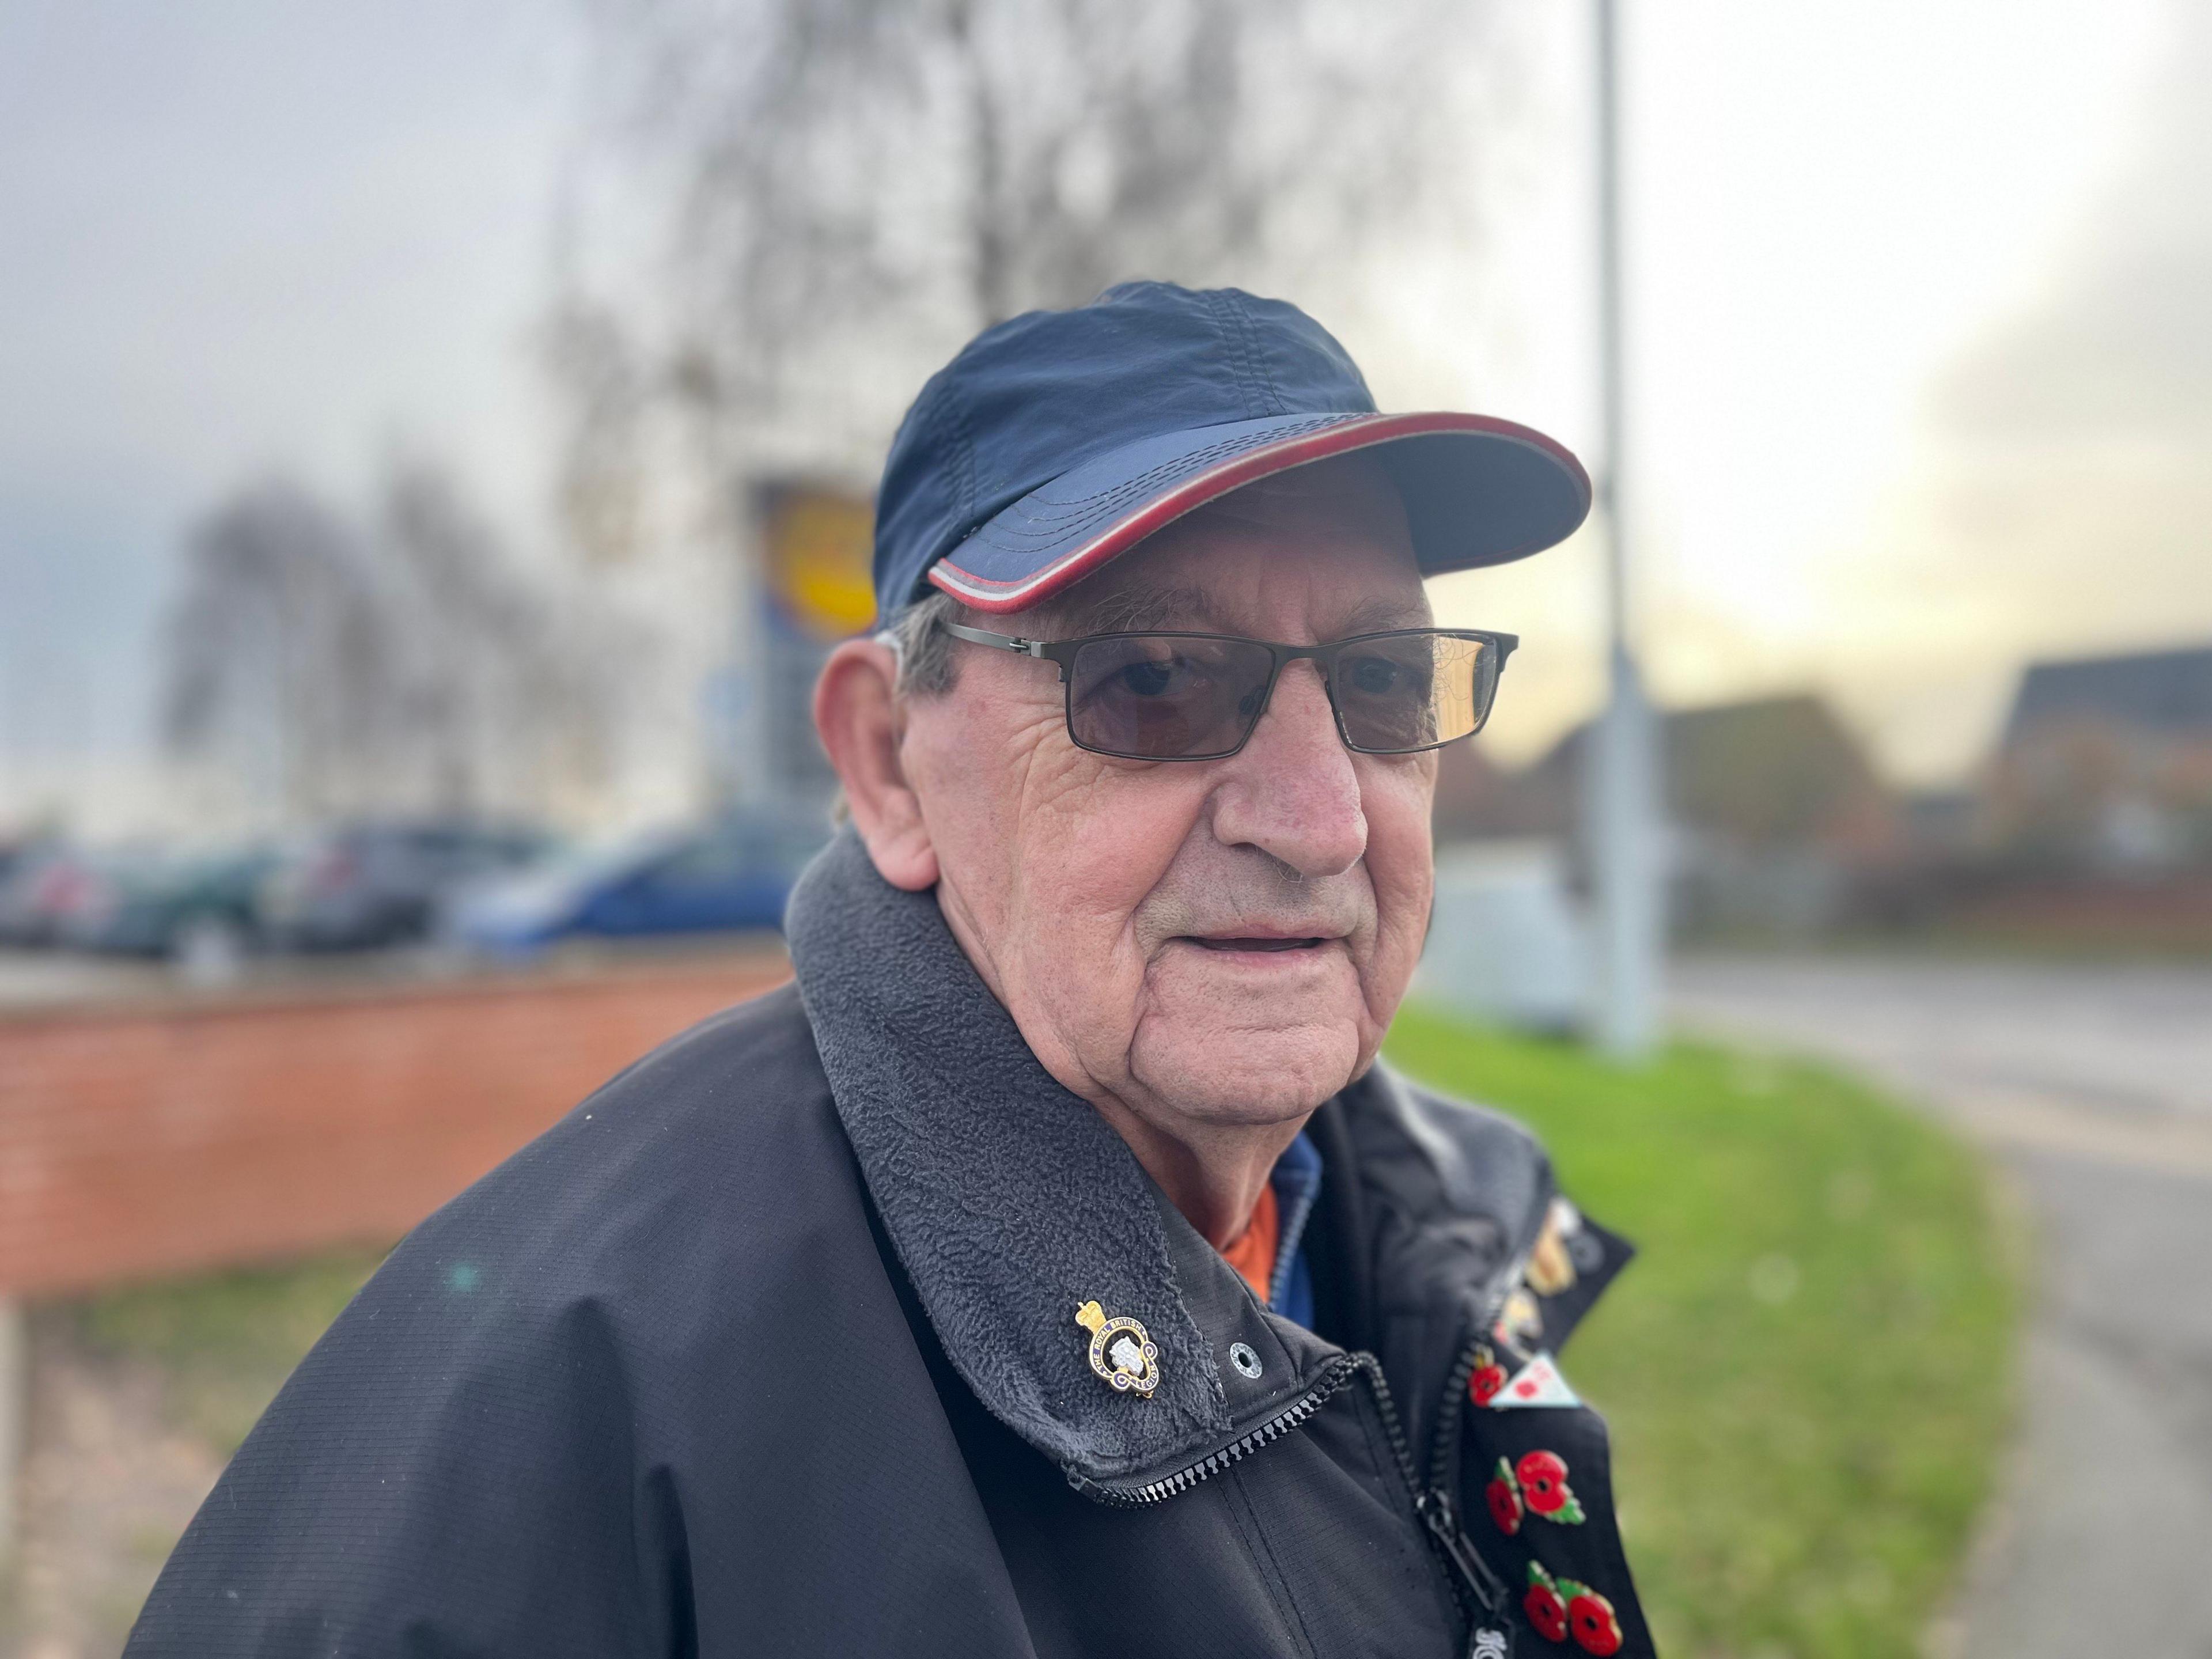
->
[1661,695,1905,936]
[1656,695,1902,863]
[1430,740,1564,844]
[1435,693,1903,938]
[1508,693,1895,843]
[1985,644,2212,875]
[2005,645,2212,743]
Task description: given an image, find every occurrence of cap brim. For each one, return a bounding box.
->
[926,410,1591,613]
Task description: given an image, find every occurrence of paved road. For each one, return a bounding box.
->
[1672,955,2212,1659]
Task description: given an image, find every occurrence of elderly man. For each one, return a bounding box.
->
[128,283,1652,1658]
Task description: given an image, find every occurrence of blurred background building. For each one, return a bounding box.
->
[7,0,2210,965]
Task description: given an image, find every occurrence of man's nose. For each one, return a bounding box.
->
[1207,661,1367,878]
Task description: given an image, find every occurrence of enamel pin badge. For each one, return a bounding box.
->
[1075,1300,1160,1397]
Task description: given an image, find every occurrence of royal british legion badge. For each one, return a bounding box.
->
[1075,1300,1160,1397]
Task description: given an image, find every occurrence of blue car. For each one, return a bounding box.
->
[447,817,827,957]
[262,821,554,951]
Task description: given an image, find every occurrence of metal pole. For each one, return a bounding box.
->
[1586,0,1664,1058]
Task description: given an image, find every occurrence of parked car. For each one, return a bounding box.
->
[262,821,555,950]
[0,833,42,891]
[0,844,106,947]
[446,816,826,957]
[60,844,278,968]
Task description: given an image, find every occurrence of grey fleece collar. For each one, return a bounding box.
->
[783,827,1556,1486]
[787,829,1239,1479]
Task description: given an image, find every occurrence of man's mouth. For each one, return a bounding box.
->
[1188,935,1329,953]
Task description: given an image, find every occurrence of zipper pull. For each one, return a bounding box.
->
[1431,1502,1521,1657]
[1415,1488,1515,1631]
[1416,1491,1521,1656]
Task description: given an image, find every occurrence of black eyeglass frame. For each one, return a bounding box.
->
[937,619,1520,761]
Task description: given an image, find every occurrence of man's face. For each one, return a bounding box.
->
[897,456,1438,1136]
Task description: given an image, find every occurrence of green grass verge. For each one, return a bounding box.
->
[1386,1006,2020,1658]
[77,1248,387,1455]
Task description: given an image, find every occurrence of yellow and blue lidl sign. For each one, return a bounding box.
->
[760,484,875,642]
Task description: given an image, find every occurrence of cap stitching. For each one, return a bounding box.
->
[1202,290,1270,420]
[937,384,982,526]
[1227,295,1289,416]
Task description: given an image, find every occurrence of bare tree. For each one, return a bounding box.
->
[542,294,656,569]
[555,0,1518,514]
[162,479,403,823]
[380,461,541,817]
[530,0,1528,817]
[377,459,635,820]
[161,465,634,827]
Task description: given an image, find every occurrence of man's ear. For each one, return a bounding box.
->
[813,639,940,892]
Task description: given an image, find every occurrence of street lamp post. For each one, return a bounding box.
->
[1586,0,1665,1058]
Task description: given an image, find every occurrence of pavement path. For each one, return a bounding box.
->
[1672,955,2212,1659]
[0,950,167,1011]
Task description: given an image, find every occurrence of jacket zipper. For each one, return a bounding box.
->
[1081,1353,1365,1506]
[1429,1310,1494,1496]
[1431,1196,1552,1497]
[1082,1350,1512,1625]
[1355,1352,1513,1621]
[1080,1195,1549,1628]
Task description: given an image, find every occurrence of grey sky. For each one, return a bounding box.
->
[1442,0,2198,784]
[0,0,577,803]
[1824,0,2212,778]
[1936,2,2212,451]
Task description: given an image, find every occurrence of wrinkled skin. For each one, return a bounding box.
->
[816,456,1441,1244]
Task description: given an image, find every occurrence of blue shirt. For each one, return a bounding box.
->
[1267,1131,1325,1329]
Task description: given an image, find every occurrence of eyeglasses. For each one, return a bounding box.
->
[938,621,1517,762]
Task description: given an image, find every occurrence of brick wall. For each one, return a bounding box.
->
[0,955,791,1298]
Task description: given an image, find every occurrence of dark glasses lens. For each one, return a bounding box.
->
[1058,630,1503,759]
[1328,632,1499,753]
[1067,634,1279,759]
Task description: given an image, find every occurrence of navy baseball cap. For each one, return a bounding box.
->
[873,281,1589,619]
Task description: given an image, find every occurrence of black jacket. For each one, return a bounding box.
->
[128,834,1652,1658]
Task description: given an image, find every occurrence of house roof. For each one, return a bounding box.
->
[2005,645,2212,742]
[1525,692,1891,848]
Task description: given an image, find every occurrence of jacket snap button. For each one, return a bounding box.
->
[1228,1342,1263,1379]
